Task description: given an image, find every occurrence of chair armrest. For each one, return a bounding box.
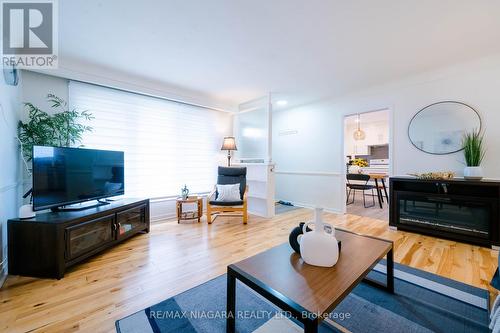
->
[243,185,249,201]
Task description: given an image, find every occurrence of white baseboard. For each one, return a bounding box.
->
[247,210,275,218]
[150,208,209,223]
[151,202,345,223]
[150,213,177,223]
[281,201,343,215]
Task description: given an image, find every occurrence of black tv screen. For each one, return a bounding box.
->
[32,146,125,211]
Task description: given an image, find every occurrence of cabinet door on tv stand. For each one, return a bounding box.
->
[8,221,64,279]
[65,214,115,261]
[116,204,148,239]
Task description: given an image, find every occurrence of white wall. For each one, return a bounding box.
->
[21,71,69,114]
[273,55,500,212]
[333,55,500,178]
[19,71,70,201]
[272,101,344,212]
[0,73,22,284]
[20,71,233,222]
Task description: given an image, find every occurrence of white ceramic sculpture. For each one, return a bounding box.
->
[18,204,35,219]
[299,207,339,267]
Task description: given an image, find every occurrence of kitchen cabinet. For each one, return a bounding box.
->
[345,120,388,156]
[346,143,370,156]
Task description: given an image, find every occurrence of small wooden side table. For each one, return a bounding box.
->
[176,196,203,223]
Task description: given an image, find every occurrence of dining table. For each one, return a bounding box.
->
[365,173,389,209]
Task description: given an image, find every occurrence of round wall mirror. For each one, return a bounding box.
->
[408,101,481,155]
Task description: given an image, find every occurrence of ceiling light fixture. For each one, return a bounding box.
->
[276,100,288,106]
[353,114,366,141]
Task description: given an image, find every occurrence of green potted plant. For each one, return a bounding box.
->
[18,94,93,162]
[462,129,485,180]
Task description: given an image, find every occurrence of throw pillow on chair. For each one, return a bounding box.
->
[216,184,241,202]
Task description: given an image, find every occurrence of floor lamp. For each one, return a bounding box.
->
[221,137,237,166]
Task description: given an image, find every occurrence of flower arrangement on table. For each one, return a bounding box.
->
[351,158,368,167]
[347,158,368,174]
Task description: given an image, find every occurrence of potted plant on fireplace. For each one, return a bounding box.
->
[462,129,485,180]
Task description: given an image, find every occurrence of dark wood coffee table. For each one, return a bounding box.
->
[226,229,394,333]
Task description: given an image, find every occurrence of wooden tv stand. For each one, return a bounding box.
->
[8,198,150,279]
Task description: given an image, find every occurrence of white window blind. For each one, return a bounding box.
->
[69,81,229,198]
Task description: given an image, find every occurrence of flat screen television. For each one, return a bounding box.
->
[32,146,125,211]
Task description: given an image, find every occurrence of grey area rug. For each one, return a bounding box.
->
[116,261,489,333]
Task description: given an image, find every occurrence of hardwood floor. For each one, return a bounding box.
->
[346,190,389,221]
[1,209,498,332]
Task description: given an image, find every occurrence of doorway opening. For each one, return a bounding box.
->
[343,109,390,221]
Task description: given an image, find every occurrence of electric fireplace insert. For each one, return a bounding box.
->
[390,177,500,248]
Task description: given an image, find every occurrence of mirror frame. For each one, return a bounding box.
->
[408,101,482,155]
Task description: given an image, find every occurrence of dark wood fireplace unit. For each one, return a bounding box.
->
[389,177,500,248]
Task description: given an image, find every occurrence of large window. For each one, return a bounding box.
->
[69,81,230,198]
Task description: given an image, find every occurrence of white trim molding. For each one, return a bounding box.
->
[0,182,18,193]
[150,213,177,223]
[285,201,343,215]
[274,170,341,177]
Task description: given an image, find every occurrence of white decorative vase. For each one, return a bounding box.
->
[299,208,339,267]
[464,166,483,180]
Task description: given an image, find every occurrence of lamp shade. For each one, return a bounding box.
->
[353,114,366,141]
[353,129,366,140]
[221,137,237,151]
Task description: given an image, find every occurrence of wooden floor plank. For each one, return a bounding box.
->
[0,208,497,332]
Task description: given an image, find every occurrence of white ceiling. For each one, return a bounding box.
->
[59,0,500,109]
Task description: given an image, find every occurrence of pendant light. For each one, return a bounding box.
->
[353,114,366,141]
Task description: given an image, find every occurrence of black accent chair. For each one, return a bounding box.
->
[346,173,376,208]
[206,166,248,224]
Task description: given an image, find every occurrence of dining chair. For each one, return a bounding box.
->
[346,173,376,208]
